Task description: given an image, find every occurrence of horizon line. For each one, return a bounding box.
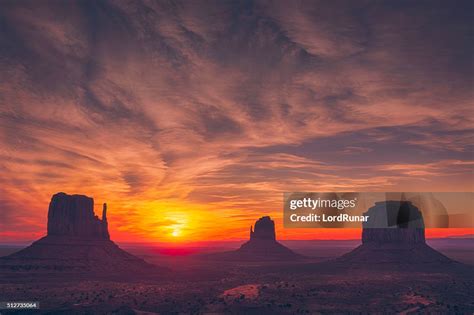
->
[1,234,472,247]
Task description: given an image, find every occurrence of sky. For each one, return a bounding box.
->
[0,0,473,243]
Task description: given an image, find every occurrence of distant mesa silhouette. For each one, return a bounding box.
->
[249,216,276,241]
[337,200,453,265]
[208,216,302,261]
[0,192,159,276]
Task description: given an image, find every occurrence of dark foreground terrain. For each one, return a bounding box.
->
[0,239,472,314]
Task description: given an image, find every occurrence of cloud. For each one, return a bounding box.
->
[0,0,472,241]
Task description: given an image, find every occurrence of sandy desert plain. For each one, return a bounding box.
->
[0,238,473,314]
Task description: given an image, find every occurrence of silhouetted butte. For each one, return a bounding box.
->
[0,193,158,276]
[209,216,301,261]
[337,201,454,265]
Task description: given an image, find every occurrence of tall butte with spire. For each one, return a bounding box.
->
[0,192,159,276]
[46,193,110,240]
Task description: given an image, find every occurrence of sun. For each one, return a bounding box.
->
[171,229,180,237]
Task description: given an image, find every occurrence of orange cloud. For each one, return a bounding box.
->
[0,1,472,243]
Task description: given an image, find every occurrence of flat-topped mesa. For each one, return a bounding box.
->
[250,216,276,241]
[337,200,453,265]
[47,192,110,239]
[362,200,425,245]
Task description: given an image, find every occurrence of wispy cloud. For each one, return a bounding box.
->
[0,0,472,241]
